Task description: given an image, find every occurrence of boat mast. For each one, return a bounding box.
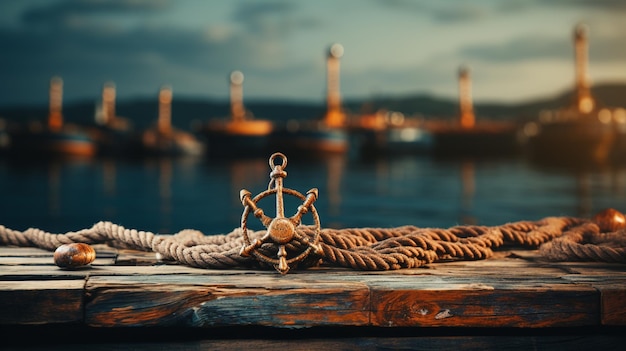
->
[103,82,116,125]
[48,76,63,132]
[158,85,173,135]
[100,82,116,126]
[230,71,246,122]
[574,24,594,113]
[325,43,345,128]
[458,66,475,129]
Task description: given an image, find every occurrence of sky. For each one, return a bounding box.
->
[0,0,625,107]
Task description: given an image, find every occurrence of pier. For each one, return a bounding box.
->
[2,243,625,347]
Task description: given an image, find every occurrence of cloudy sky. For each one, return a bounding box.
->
[0,0,625,107]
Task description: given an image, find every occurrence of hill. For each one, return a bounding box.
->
[1,83,625,130]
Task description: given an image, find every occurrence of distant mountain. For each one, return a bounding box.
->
[1,83,624,130]
[345,83,626,121]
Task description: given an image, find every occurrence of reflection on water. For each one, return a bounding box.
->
[0,154,625,235]
[460,160,476,225]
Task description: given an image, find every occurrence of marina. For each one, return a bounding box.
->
[1,25,625,161]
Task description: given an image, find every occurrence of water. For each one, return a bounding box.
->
[1,153,625,235]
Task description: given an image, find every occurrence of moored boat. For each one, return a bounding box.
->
[270,44,349,156]
[135,86,204,157]
[429,66,519,157]
[523,24,620,165]
[8,77,97,158]
[195,71,273,157]
[352,110,433,156]
[89,82,134,156]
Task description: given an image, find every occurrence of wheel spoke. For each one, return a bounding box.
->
[239,153,321,274]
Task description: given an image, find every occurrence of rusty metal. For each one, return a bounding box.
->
[239,152,321,274]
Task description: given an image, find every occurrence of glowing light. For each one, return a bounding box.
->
[230,70,244,85]
[598,109,611,124]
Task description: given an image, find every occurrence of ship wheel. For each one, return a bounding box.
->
[239,152,321,274]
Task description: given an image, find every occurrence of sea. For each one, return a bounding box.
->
[1,151,625,236]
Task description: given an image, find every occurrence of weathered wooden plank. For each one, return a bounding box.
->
[0,265,91,280]
[0,263,245,280]
[0,256,114,266]
[600,285,626,326]
[0,245,117,258]
[0,280,85,325]
[426,256,573,278]
[561,275,626,326]
[369,275,599,328]
[0,247,56,257]
[85,274,370,328]
[0,244,623,330]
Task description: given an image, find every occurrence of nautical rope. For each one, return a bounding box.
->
[1,211,625,271]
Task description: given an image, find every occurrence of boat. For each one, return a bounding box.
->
[270,44,349,155]
[351,109,433,156]
[89,82,134,156]
[523,24,619,165]
[195,71,273,157]
[428,66,519,157]
[135,86,204,157]
[8,77,97,157]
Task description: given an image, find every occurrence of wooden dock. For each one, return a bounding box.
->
[1,245,625,348]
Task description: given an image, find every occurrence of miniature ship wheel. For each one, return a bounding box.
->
[239,152,321,274]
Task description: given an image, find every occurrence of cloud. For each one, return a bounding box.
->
[546,0,626,11]
[21,0,170,29]
[231,0,320,40]
[0,0,321,106]
[460,37,569,62]
[375,0,489,22]
[459,29,626,64]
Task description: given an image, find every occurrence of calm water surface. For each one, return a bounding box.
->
[1,153,625,235]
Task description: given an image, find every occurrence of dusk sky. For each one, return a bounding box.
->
[0,0,625,107]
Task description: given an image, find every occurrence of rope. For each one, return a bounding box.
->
[1,213,625,271]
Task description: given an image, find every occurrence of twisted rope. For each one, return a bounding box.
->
[1,213,625,271]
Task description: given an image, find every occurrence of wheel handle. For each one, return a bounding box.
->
[239,152,321,274]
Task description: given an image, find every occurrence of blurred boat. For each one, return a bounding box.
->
[271,44,349,155]
[134,86,204,157]
[89,82,134,156]
[523,24,620,165]
[195,71,273,157]
[352,109,433,156]
[429,66,519,157]
[8,77,96,157]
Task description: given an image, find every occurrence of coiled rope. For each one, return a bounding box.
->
[1,208,625,271]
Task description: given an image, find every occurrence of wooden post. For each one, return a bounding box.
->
[48,77,63,132]
[158,85,172,135]
[574,24,594,113]
[230,71,246,122]
[325,43,345,128]
[458,66,475,129]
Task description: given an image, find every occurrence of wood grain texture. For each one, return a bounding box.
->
[1,246,625,330]
[371,286,598,327]
[0,280,85,325]
[85,275,370,327]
